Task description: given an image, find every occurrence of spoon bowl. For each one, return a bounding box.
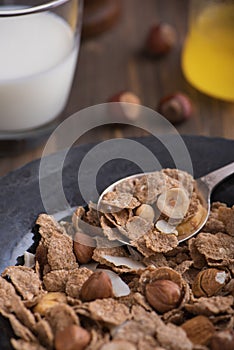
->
[98,162,234,244]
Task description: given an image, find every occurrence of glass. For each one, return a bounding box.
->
[182,0,234,101]
[0,0,83,135]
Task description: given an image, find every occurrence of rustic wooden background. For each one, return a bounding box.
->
[0,0,233,176]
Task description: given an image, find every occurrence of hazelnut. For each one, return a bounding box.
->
[156,187,190,220]
[108,91,141,121]
[100,340,137,350]
[135,204,155,223]
[182,315,215,346]
[80,271,113,302]
[210,330,234,350]
[145,23,177,56]
[33,292,67,316]
[192,268,229,298]
[158,93,193,124]
[73,232,95,264]
[55,325,91,350]
[109,91,141,105]
[145,279,182,313]
[155,219,178,235]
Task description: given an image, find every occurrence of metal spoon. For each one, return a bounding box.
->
[98,162,234,244]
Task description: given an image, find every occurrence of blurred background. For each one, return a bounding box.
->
[0,0,233,176]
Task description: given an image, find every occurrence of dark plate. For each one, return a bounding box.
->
[0,135,234,349]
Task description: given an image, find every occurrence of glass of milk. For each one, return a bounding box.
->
[0,0,83,134]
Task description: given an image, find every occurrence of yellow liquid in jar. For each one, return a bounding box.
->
[182,3,234,101]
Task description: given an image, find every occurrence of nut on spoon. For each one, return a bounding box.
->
[98,162,234,244]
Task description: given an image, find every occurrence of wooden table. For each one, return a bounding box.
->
[0,0,233,177]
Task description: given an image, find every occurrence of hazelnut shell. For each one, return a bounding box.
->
[192,268,229,298]
[140,267,190,313]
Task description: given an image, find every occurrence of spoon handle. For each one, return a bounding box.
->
[199,161,234,192]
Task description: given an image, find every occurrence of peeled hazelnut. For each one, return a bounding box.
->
[100,340,137,350]
[182,315,215,346]
[145,279,182,313]
[80,271,113,302]
[145,23,177,56]
[155,219,178,235]
[156,187,190,220]
[210,330,234,350]
[73,232,95,264]
[33,292,67,316]
[192,268,228,298]
[108,91,141,121]
[158,93,193,124]
[176,203,206,236]
[136,204,155,222]
[109,91,141,105]
[55,325,91,350]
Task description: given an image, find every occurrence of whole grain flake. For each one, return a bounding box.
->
[0,169,233,350]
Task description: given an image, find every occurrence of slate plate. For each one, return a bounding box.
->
[0,135,234,349]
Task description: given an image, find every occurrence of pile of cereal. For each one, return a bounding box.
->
[0,169,233,350]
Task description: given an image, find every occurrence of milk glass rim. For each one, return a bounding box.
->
[0,0,77,17]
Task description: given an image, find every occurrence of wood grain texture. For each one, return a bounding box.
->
[0,0,233,176]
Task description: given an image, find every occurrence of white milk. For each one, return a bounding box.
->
[0,10,78,131]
